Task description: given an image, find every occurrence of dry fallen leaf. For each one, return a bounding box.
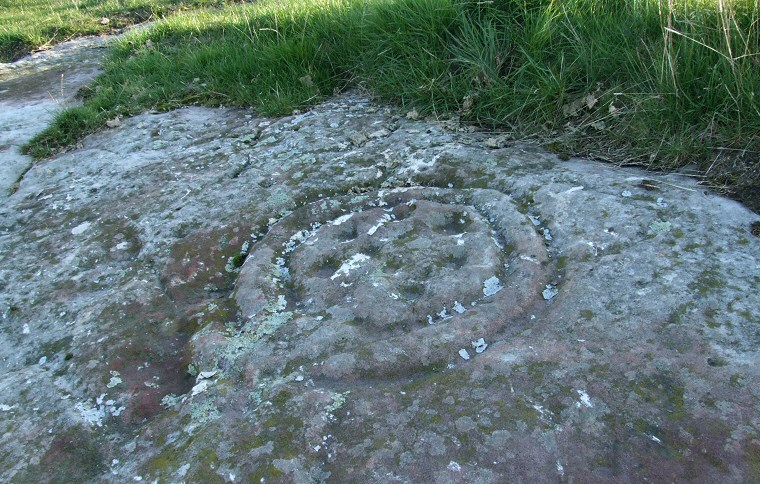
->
[485,134,511,149]
[406,109,420,120]
[348,132,368,146]
[585,93,599,110]
[562,98,585,118]
[299,75,314,87]
[461,95,475,114]
[563,91,601,118]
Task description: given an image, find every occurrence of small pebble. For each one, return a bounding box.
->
[542,284,558,300]
[471,338,488,353]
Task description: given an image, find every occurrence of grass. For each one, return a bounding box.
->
[0,0,241,62]
[13,0,760,211]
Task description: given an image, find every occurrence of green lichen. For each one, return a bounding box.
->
[730,373,744,387]
[146,434,196,476]
[248,463,285,482]
[272,390,292,407]
[629,372,686,420]
[383,255,404,271]
[649,220,672,236]
[668,301,696,325]
[683,242,705,252]
[413,165,464,188]
[604,242,624,255]
[579,309,595,320]
[325,391,350,414]
[36,335,74,363]
[260,414,304,459]
[420,410,443,425]
[355,345,374,364]
[190,400,221,423]
[744,442,760,475]
[689,266,727,296]
[556,255,569,271]
[161,393,183,408]
[187,448,223,482]
[632,418,662,436]
[514,192,536,214]
[703,307,721,328]
[523,360,560,384]
[504,397,541,429]
[441,251,468,269]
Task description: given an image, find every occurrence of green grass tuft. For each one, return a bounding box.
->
[22,105,102,158]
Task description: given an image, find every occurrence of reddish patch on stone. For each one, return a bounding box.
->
[84,228,249,425]
[162,226,251,307]
[104,300,240,425]
[35,428,107,481]
[101,297,195,425]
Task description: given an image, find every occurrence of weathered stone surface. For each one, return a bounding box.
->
[1,38,760,483]
[0,36,108,198]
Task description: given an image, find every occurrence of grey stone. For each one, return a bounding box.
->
[471,338,488,354]
[0,34,759,484]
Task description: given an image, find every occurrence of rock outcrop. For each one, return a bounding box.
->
[1,37,759,482]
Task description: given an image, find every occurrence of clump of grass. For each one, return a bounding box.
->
[0,0,240,62]
[21,0,760,211]
[0,32,36,62]
[21,105,100,159]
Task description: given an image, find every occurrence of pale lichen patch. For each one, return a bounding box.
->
[483,276,503,297]
[330,254,370,280]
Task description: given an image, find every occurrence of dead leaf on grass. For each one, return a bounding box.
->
[563,91,601,118]
[485,134,511,149]
[105,117,121,128]
[585,93,598,109]
[461,94,476,115]
[299,75,314,87]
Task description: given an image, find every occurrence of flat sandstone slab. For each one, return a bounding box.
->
[1,77,759,481]
[0,36,108,199]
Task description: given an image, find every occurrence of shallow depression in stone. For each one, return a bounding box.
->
[232,188,550,378]
[290,200,505,330]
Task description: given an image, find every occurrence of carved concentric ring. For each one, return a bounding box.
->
[233,188,549,379]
